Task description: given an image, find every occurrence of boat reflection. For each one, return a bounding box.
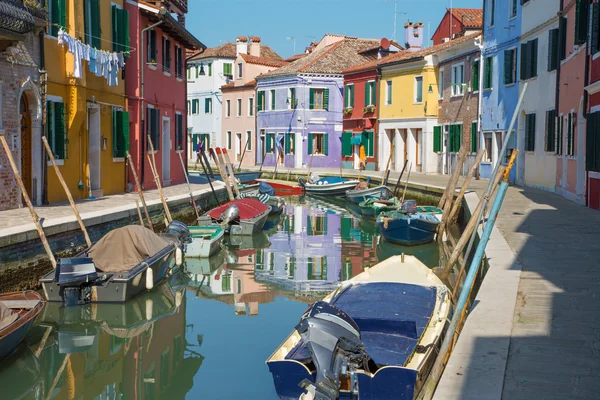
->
[0,344,42,400]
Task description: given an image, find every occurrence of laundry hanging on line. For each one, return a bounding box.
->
[57,28,126,86]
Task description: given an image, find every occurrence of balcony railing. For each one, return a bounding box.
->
[23,0,47,21]
[0,0,35,34]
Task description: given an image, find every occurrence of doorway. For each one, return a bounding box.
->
[415,129,422,169]
[443,126,450,175]
[162,117,171,183]
[88,106,101,196]
[20,95,32,200]
[353,143,360,169]
[386,129,395,170]
[401,130,408,164]
[236,133,242,161]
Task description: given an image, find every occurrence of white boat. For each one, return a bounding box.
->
[298,176,360,197]
[266,255,450,400]
[185,226,224,258]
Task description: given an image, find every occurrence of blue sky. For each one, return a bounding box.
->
[187,0,483,59]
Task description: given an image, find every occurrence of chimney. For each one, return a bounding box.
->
[177,14,185,27]
[236,36,248,56]
[379,37,391,59]
[404,22,424,52]
[249,36,261,57]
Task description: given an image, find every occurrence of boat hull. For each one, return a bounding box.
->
[0,291,44,361]
[185,226,224,258]
[199,199,271,236]
[345,185,393,204]
[197,209,270,236]
[192,171,262,184]
[302,181,361,196]
[378,216,439,246]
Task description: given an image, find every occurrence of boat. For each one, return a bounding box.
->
[298,176,361,197]
[192,171,262,184]
[377,202,441,246]
[40,222,190,306]
[258,180,305,196]
[416,205,444,221]
[238,183,261,196]
[197,198,271,236]
[266,254,450,400]
[237,182,286,215]
[0,291,44,360]
[358,198,402,218]
[185,226,224,258]
[346,184,394,204]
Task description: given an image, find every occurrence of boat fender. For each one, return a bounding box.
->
[146,298,153,320]
[146,267,154,290]
[175,247,183,266]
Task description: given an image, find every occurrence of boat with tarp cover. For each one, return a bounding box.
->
[299,176,360,197]
[197,198,271,236]
[266,255,450,400]
[0,291,44,360]
[40,222,189,306]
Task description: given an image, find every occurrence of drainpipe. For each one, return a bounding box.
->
[476,35,485,179]
[583,4,591,207]
[39,29,48,204]
[140,20,165,188]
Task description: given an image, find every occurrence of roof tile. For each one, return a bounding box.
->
[240,53,289,68]
[190,42,282,61]
[450,8,483,29]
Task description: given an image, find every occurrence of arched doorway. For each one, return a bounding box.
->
[20,94,32,198]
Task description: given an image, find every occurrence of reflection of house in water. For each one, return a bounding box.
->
[339,214,379,279]
[255,200,344,293]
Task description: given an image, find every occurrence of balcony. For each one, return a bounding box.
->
[0,0,35,39]
[147,0,187,14]
[23,0,47,22]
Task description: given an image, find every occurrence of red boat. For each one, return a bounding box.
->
[198,198,271,236]
[257,180,304,196]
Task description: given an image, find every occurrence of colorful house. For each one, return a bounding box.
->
[516,0,559,191]
[585,0,600,210]
[341,39,401,171]
[431,8,483,46]
[480,0,522,180]
[0,1,44,210]
[125,0,204,190]
[220,36,286,167]
[255,35,381,169]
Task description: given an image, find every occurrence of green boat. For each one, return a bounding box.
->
[358,198,402,218]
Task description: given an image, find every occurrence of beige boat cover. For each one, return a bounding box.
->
[88,225,170,273]
[0,302,18,331]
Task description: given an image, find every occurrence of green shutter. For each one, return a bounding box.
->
[504,50,512,84]
[122,111,130,155]
[205,98,210,113]
[193,134,198,149]
[257,91,263,112]
[51,0,60,36]
[548,29,559,71]
[433,126,441,152]
[344,86,348,107]
[484,57,492,89]
[367,131,374,157]
[91,0,101,49]
[308,133,313,154]
[122,9,130,57]
[83,0,89,43]
[371,82,376,106]
[342,131,352,156]
[471,122,477,152]
[520,43,528,80]
[54,102,65,159]
[208,63,212,76]
[472,60,480,90]
[323,89,329,111]
[112,5,118,52]
[530,39,538,78]
[309,89,315,109]
[112,110,118,156]
[271,90,275,110]
[285,133,291,154]
[46,101,53,151]
[350,85,354,107]
[575,0,589,45]
[266,134,273,153]
[559,17,567,60]
[364,83,370,107]
[322,133,328,155]
[592,4,600,54]
[448,125,455,152]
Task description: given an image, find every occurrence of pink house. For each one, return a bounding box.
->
[221,36,286,167]
[125,0,204,189]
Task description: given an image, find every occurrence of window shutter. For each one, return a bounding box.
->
[51,0,60,36]
[449,125,455,152]
[504,50,512,84]
[122,9,130,57]
[365,83,370,107]
[309,89,315,109]
[257,91,263,112]
[368,131,374,157]
[520,43,528,80]
[112,6,119,52]
[154,108,160,150]
[587,112,600,171]
[350,85,354,107]
[371,82,376,106]
[342,131,352,156]
[323,88,329,111]
[267,134,273,152]
[54,102,66,159]
[59,0,66,33]
[548,29,559,71]
[567,112,572,155]
[323,133,328,155]
[484,57,492,89]
[192,99,197,114]
[592,3,600,54]
[433,126,441,152]
[530,39,538,78]
[472,60,480,90]
[205,98,210,113]
[344,86,348,108]
[271,90,275,110]
[112,110,118,156]
[285,133,291,154]
[91,0,101,49]
[46,101,53,151]
[575,0,590,45]
[471,122,477,152]
[559,17,568,60]
[122,111,130,156]
[308,133,313,154]
[457,124,463,151]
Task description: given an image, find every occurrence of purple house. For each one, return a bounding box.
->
[255,35,381,168]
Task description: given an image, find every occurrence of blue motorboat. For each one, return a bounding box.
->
[345,178,394,204]
[192,171,262,184]
[377,201,440,246]
[299,176,360,197]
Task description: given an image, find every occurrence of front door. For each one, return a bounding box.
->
[88,107,102,195]
[401,130,408,164]
[236,133,242,161]
[443,127,450,175]
[387,129,396,170]
[162,118,171,182]
[353,144,360,169]
[20,95,32,201]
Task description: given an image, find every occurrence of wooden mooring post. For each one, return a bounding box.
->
[178,151,200,219]
[146,135,172,223]
[135,200,145,226]
[210,148,234,201]
[222,149,241,197]
[126,151,154,231]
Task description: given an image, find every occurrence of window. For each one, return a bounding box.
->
[484,133,493,162]
[225,100,231,117]
[227,131,232,149]
[489,0,495,27]
[451,64,464,96]
[525,113,536,152]
[414,76,423,103]
[289,87,297,109]
[386,81,393,104]
[84,0,101,49]
[520,39,538,80]
[248,97,254,116]
[111,5,129,54]
[362,131,375,157]
[586,111,600,172]
[342,131,352,156]
[270,89,276,110]
[308,133,328,155]
[590,3,600,54]
[309,88,329,110]
[509,0,517,19]
[448,124,463,152]
[208,63,212,77]
[46,100,68,160]
[285,132,295,154]
[433,126,442,152]
[472,60,480,91]
[175,113,184,151]
[266,133,275,153]
[238,63,243,78]
[175,46,183,78]
[205,98,212,114]
[344,84,355,108]
[257,91,265,112]
[246,131,252,150]
[147,106,160,151]
[438,70,444,99]
[147,30,157,63]
[307,256,328,279]
[557,114,563,155]
[112,110,130,157]
[365,81,376,106]
[237,99,242,117]
[187,100,191,115]
[504,49,517,85]
[49,0,66,37]
[574,0,589,45]
[545,109,556,152]
[162,36,171,73]
[548,29,559,71]
[192,99,199,115]
[484,57,493,90]
[559,17,567,61]
[566,112,575,156]
[471,122,478,152]
[307,216,328,237]
[223,63,233,77]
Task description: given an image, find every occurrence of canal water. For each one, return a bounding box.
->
[7,195,441,399]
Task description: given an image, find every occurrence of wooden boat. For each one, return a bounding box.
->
[239,192,286,215]
[193,171,262,184]
[0,291,44,360]
[266,255,450,400]
[358,198,402,218]
[238,183,261,196]
[377,209,440,246]
[185,226,224,258]
[298,176,360,197]
[197,198,271,236]
[40,223,189,306]
[258,180,305,196]
[416,205,444,221]
[346,185,394,204]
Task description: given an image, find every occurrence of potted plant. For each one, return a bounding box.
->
[343,107,353,115]
[363,105,375,113]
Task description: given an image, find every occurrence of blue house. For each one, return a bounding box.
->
[480,0,522,180]
[255,35,381,169]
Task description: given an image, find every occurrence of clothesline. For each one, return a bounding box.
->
[48,23,137,53]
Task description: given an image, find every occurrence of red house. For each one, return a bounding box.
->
[431,8,482,46]
[126,0,205,190]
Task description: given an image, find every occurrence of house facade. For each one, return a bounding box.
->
[0,0,44,211]
[125,0,204,190]
[585,0,600,211]
[220,37,286,167]
[255,35,380,169]
[431,8,483,46]
[480,0,522,181]
[434,34,482,176]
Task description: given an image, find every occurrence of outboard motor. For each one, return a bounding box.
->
[295,301,373,400]
[220,204,240,227]
[55,258,102,307]
[165,220,192,244]
[401,199,418,215]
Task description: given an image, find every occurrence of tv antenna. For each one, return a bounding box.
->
[385,0,408,42]
[286,36,296,53]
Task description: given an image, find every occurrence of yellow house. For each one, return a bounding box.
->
[378,48,439,174]
[45,0,130,203]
